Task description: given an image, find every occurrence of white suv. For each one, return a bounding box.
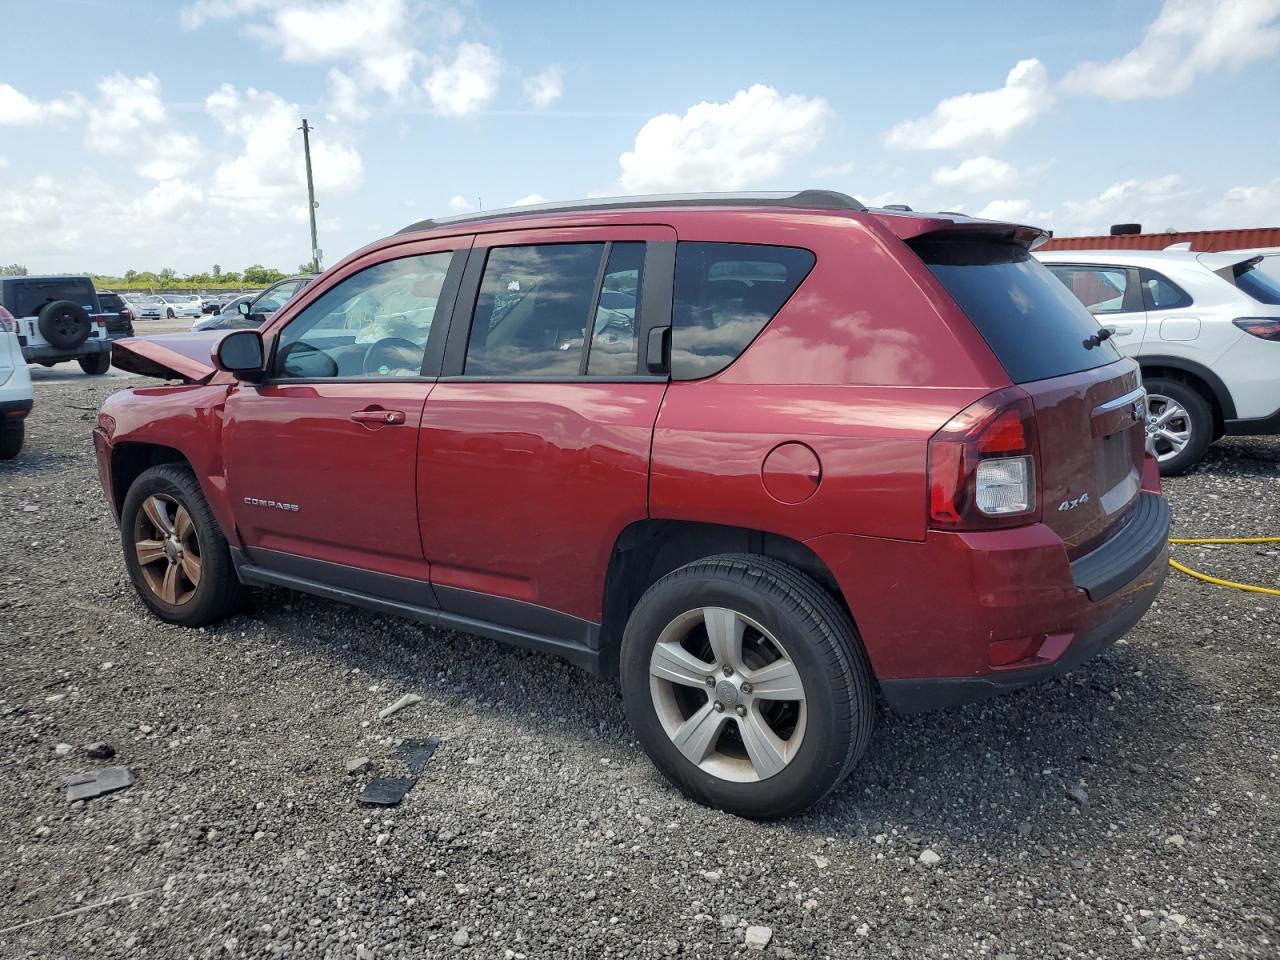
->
[1035,248,1280,474]
[0,306,34,459]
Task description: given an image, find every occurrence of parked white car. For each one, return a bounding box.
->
[157,295,203,319]
[1036,248,1280,473]
[0,305,35,459]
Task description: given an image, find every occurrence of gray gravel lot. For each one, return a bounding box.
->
[2,372,1278,959]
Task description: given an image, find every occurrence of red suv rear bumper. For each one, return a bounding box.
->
[809,492,1170,712]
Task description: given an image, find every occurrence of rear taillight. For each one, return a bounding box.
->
[0,305,14,333]
[928,386,1041,531]
[1232,317,1280,341]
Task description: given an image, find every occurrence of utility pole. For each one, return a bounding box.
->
[299,118,321,273]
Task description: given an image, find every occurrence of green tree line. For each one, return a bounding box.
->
[1,263,302,290]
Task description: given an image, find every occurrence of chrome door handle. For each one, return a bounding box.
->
[350,409,406,425]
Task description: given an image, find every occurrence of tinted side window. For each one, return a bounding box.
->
[465,243,604,377]
[920,241,1120,384]
[586,242,645,376]
[1139,269,1193,309]
[1046,265,1132,314]
[671,242,815,380]
[274,253,453,380]
[254,280,305,316]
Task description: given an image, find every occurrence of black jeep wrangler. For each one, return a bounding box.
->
[0,275,114,375]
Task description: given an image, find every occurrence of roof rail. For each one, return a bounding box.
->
[396,189,866,235]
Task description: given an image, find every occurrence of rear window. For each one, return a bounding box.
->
[98,292,125,311]
[672,242,814,380]
[1,278,99,319]
[916,240,1120,383]
[1234,258,1280,305]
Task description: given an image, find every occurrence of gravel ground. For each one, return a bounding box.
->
[1,373,1277,959]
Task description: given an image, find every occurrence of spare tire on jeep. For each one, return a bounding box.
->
[37,300,92,349]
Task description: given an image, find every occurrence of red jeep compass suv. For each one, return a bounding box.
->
[95,191,1169,818]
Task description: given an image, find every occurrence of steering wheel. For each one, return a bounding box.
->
[362,337,422,376]
[594,309,634,344]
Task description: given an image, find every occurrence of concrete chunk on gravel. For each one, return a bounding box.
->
[744,926,773,950]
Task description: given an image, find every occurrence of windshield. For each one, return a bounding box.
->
[916,239,1121,383]
[1236,257,1280,305]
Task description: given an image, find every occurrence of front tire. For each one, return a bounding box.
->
[1144,377,1212,476]
[120,464,243,627]
[79,352,111,375]
[166,309,175,319]
[0,422,24,460]
[620,554,875,819]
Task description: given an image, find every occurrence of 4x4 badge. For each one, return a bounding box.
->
[1057,492,1090,512]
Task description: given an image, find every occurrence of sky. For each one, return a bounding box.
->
[1,0,1278,275]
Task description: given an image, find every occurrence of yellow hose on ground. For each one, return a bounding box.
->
[1166,537,1280,596]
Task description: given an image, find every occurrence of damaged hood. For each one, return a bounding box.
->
[110,331,227,382]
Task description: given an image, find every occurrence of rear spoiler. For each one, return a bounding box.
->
[1196,251,1264,282]
[870,210,1051,250]
[110,332,224,383]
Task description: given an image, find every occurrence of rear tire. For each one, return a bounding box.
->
[37,300,91,349]
[120,464,243,627]
[0,422,24,460]
[620,554,875,819]
[78,352,111,375]
[1144,377,1212,476]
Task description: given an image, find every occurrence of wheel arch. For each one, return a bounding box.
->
[597,519,852,678]
[1139,354,1235,436]
[109,442,191,515]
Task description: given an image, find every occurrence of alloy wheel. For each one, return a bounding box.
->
[648,607,807,783]
[1145,392,1192,463]
[133,493,202,605]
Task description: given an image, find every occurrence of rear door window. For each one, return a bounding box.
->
[919,240,1120,383]
[1045,265,1134,314]
[1139,269,1193,309]
[465,243,604,377]
[671,242,814,380]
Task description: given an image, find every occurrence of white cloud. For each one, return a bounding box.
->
[86,73,167,153]
[327,68,370,121]
[0,83,85,125]
[816,160,854,177]
[1055,174,1188,234]
[1063,0,1280,100]
[510,193,547,207]
[205,84,363,215]
[447,194,473,212]
[137,134,202,181]
[0,170,213,272]
[618,84,831,194]
[182,0,469,118]
[1204,177,1280,228]
[180,0,277,29]
[884,59,1050,151]
[522,65,563,110]
[424,42,501,116]
[932,156,1018,193]
[975,199,1052,224]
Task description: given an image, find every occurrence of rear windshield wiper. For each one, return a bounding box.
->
[1082,327,1114,350]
